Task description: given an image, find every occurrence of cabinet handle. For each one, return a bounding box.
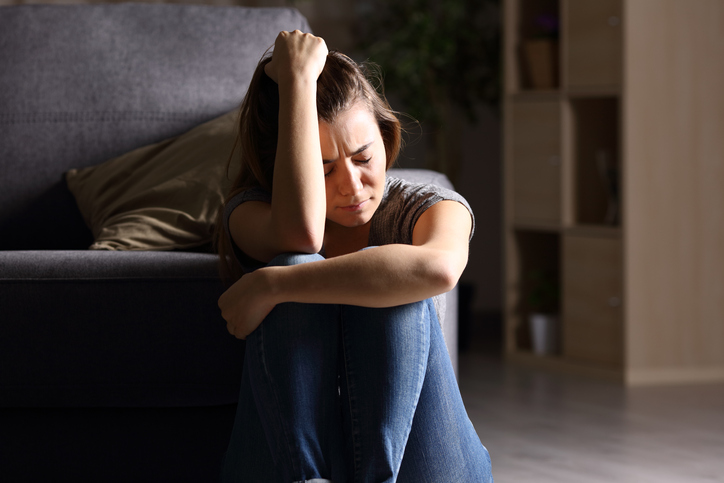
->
[608,296,621,307]
[608,16,621,27]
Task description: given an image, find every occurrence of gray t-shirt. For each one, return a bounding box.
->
[223,175,475,324]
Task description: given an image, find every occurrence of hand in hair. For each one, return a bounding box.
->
[264,30,328,85]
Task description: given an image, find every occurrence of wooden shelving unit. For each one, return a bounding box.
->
[503,0,724,385]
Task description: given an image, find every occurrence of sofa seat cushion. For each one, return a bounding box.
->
[0,251,243,408]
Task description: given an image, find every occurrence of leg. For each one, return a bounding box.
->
[338,299,492,483]
[222,253,346,483]
[338,301,431,482]
[397,299,493,482]
[221,358,281,483]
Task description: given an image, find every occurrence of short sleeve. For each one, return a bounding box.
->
[223,187,271,273]
[369,177,475,247]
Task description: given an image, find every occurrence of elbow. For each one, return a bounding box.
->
[293,237,324,255]
[279,226,324,255]
[272,212,325,255]
[437,265,461,294]
[428,256,464,295]
[270,207,327,255]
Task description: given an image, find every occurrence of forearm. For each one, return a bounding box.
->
[264,244,464,308]
[220,201,472,339]
[271,79,327,250]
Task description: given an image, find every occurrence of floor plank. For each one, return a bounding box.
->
[458,352,724,483]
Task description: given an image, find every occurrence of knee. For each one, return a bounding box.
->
[387,298,435,322]
[342,299,435,337]
[348,298,433,319]
[267,252,325,268]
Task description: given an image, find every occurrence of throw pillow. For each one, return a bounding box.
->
[66,110,240,251]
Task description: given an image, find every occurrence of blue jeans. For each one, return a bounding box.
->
[221,253,492,483]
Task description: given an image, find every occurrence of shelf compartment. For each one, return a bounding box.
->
[511,0,560,92]
[568,97,620,226]
[510,230,561,353]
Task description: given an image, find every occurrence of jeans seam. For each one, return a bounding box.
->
[408,301,434,481]
[399,302,430,472]
[341,315,363,482]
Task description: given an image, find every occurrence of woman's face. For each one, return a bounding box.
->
[319,101,387,229]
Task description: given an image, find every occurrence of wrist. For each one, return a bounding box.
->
[258,265,287,307]
[277,77,319,123]
[277,72,318,92]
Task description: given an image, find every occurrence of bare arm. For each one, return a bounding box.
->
[219,200,472,339]
[229,31,328,262]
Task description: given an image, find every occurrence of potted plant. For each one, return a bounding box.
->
[526,269,560,355]
[520,12,559,90]
[356,0,501,181]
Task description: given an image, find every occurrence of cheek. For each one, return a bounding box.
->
[373,156,387,186]
[324,178,338,212]
[376,147,388,176]
[324,178,334,201]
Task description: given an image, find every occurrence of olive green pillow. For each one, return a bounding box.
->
[66,110,239,251]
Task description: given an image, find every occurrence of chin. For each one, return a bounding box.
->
[337,218,369,229]
[328,213,372,229]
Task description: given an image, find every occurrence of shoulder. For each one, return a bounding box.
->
[382,176,474,223]
[224,186,271,219]
[383,176,469,205]
[223,186,272,273]
[371,175,475,245]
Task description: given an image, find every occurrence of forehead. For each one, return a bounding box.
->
[319,102,379,144]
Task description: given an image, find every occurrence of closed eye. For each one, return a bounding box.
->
[324,156,371,177]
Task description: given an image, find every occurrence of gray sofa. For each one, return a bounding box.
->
[0,4,459,481]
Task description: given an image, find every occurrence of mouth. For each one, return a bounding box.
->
[339,199,369,212]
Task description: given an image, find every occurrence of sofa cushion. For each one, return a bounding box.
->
[0,251,243,408]
[66,111,239,251]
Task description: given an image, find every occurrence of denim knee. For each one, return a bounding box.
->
[267,252,325,267]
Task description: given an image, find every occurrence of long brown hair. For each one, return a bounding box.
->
[215,50,402,282]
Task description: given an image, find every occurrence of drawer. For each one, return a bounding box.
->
[563,234,623,366]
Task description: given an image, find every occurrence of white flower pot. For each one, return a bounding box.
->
[529,313,559,355]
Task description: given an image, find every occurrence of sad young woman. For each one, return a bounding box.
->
[217,30,492,483]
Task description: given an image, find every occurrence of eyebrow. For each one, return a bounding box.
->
[323,141,373,164]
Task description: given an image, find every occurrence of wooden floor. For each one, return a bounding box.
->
[457,352,724,483]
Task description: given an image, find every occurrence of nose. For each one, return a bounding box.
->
[338,160,363,197]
